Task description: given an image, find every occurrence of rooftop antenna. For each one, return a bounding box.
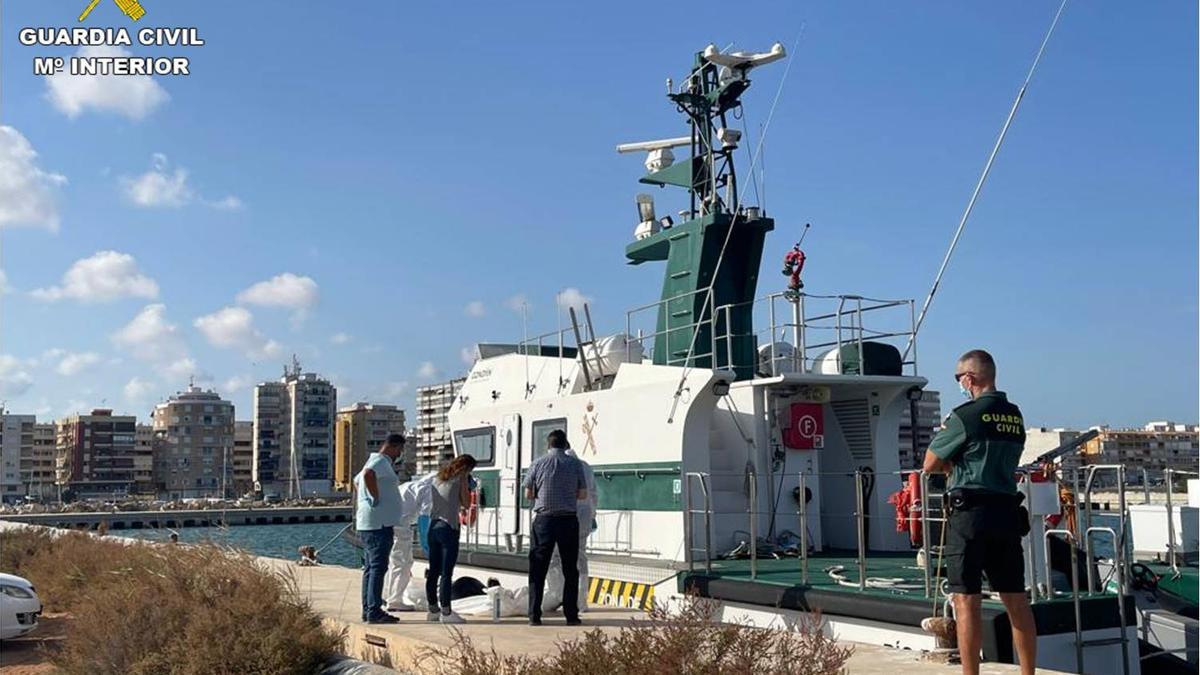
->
[903,0,1069,361]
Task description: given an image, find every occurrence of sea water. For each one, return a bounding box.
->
[121,522,362,568]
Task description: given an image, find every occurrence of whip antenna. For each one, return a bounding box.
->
[903,0,1068,361]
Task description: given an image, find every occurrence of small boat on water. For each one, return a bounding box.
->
[412,33,1193,675]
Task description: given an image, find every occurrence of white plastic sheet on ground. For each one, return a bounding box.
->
[453,585,530,617]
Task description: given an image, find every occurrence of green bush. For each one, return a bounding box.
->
[0,528,344,675]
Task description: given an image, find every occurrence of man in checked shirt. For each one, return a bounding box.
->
[524,429,589,626]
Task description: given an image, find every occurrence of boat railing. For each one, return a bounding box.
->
[712,291,919,377]
[624,287,720,368]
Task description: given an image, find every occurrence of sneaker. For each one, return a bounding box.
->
[566,617,582,626]
[440,612,466,625]
[386,603,416,612]
[426,610,441,623]
[528,616,542,626]
[366,613,399,624]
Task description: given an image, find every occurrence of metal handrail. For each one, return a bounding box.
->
[798,471,809,584]
[1084,526,1130,674]
[683,472,713,574]
[1044,528,1084,674]
[748,467,758,579]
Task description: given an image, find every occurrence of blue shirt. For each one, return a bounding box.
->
[355,453,403,530]
[524,448,587,514]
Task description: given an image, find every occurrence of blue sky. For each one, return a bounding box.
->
[0,1,1195,429]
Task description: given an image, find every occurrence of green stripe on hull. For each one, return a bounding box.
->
[474,461,682,512]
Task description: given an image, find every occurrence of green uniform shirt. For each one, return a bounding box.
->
[928,391,1025,495]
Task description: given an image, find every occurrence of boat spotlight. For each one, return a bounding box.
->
[717,127,742,149]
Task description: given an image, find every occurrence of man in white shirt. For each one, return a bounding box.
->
[384,472,435,611]
[354,433,406,624]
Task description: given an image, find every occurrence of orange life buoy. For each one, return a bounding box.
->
[459,490,479,527]
[887,473,923,546]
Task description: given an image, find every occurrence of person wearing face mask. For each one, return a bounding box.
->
[923,350,1036,675]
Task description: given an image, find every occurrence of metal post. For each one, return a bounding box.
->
[725,305,734,370]
[1141,468,1150,504]
[799,472,809,585]
[1044,529,1084,674]
[855,470,866,590]
[1165,469,1178,575]
[796,294,806,373]
[1115,465,1128,589]
[749,468,758,580]
[702,475,712,575]
[919,471,931,598]
[768,298,778,376]
[1022,477,1038,601]
[684,473,694,573]
[855,297,864,373]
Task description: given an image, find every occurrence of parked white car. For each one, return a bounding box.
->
[0,573,41,639]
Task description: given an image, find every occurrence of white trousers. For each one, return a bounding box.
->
[384,523,414,607]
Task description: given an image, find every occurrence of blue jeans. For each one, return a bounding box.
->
[360,527,394,620]
[425,519,460,612]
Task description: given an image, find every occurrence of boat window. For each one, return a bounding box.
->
[530,417,568,462]
[453,427,495,466]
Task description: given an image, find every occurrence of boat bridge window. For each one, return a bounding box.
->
[453,427,495,466]
[530,418,568,462]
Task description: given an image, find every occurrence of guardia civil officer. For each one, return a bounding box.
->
[923,350,1037,675]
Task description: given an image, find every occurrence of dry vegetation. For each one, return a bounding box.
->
[415,594,853,675]
[0,528,344,675]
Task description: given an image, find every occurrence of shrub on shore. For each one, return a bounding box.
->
[0,528,344,675]
[417,594,853,675]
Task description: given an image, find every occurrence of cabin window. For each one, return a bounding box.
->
[530,417,568,461]
[453,427,495,466]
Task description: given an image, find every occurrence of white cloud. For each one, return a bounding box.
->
[55,351,101,376]
[32,251,159,303]
[0,354,34,397]
[465,301,486,318]
[505,294,530,313]
[0,126,66,232]
[417,361,438,379]
[556,287,592,313]
[111,304,194,380]
[460,347,477,366]
[381,381,409,400]
[221,374,254,394]
[236,273,318,324]
[121,153,192,208]
[330,332,352,345]
[123,376,156,402]
[204,195,244,211]
[45,45,169,120]
[194,306,281,359]
[0,268,8,294]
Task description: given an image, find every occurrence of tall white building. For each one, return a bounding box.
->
[0,413,33,503]
[1021,428,1083,471]
[253,357,337,498]
[414,378,464,474]
[26,423,57,500]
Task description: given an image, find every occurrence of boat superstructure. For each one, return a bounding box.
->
[432,42,1145,674]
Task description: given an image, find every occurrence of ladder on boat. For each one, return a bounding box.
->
[1043,465,1136,675]
[569,304,606,391]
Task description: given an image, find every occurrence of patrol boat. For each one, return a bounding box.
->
[424,41,1140,674]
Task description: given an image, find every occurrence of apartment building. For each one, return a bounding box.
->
[25,423,57,500]
[55,409,139,499]
[233,421,253,496]
[413,378,464,473]
[134,424,155,494]
[1082,422,1199,475]
[334,403,408,491]
[897,390,941,470]
[0,413,32,503]
[152,386,236,499]
[253,358,337,497]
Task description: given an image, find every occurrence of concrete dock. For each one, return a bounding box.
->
[0,505,352,530]
[266,557,1045,674]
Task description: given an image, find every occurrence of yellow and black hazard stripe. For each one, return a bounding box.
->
[587,577,655,611]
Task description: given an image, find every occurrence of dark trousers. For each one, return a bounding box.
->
[425,519,460,612]
[359,526,394,620]
[528,512,580,621]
